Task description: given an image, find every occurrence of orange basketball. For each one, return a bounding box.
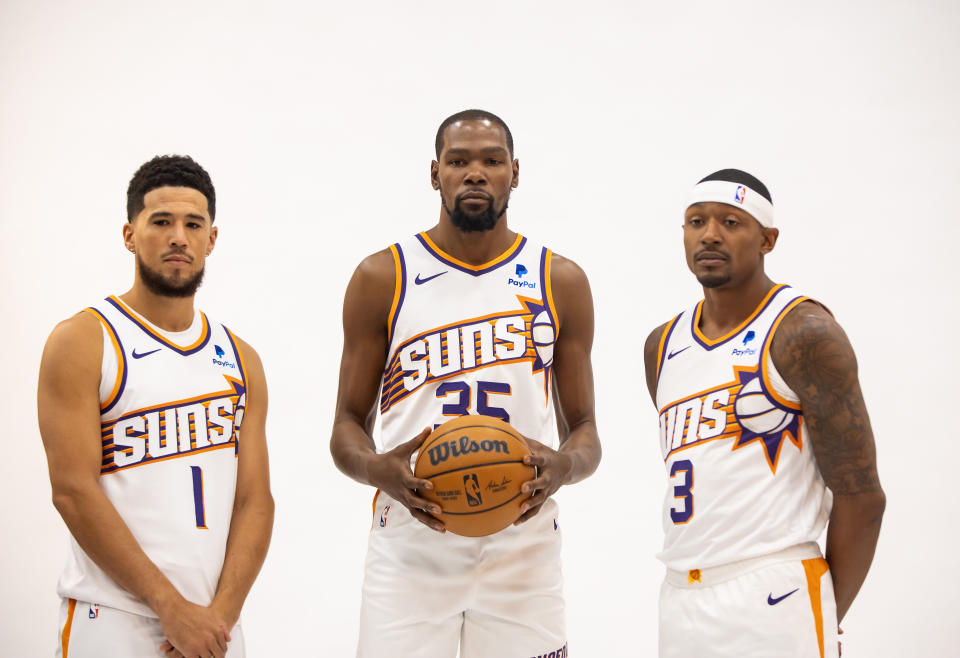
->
[414,415,535,537]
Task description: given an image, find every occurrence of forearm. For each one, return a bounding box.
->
[558,419,601,485]
[825,490,886,622]
[331,418,380,486]
[212,491,275,627]
[53,481,182,612]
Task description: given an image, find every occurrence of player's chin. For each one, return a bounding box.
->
[695,270,732,289]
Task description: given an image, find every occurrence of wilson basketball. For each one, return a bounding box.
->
[415,415,535,537]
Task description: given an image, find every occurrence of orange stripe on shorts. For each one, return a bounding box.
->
[802,558,830,658]
[61,598,77,657]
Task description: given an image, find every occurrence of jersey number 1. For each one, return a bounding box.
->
[190,466,208,530]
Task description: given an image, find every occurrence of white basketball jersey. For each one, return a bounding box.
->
[655,284,832,571]
[57,296,246,617]
[379,232,558,451]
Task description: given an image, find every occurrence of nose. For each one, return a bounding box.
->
[464,166,487,186]
[169,220,188,247]
[700,216,723,245]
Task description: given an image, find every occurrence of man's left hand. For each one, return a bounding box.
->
[514,437,573,524]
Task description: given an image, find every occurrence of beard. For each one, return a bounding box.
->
[444,190,508,233]
[137,254,205,298]
[696,272,732,288]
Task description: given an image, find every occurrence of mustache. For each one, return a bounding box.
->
[161,248,193,262]
[694,248,729,261]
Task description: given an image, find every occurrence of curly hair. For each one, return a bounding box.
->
[126,155,216,222]
[435,109,514,159]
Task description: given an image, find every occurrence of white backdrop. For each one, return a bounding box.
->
[2,1,958,655]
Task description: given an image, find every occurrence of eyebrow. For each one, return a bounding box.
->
[148,211,208,222]
[445,146,509,157]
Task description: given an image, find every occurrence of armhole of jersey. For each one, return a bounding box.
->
[222,326,248,390]
[655,314,682,384]
[541,248,559,327]
[386,243,406,345]
[760,296,809,411]
[85,307,126,415]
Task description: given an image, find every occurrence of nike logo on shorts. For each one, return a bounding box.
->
[415,272,447,285]
[767,588,799,605]
[132,348,161,359]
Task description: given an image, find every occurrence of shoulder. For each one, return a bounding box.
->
[643,320,673,369]
[547,252,592,329]
[39,310,104,384]
[45,310,104,354]
[549,252,588,288]
[355,246,399,283]
[771,299,857,381]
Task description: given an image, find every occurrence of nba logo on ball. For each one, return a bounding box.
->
[734,376,794,435]
[532,311,555,368]
[464,473,482,506]
[735,185,746,204]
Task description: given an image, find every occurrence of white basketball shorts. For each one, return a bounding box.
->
[357,491,567,658]
[659,543,839,658]
[56,598,245,658]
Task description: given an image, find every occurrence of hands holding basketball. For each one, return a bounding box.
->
[515,438,574,525]
[367,427,446,533]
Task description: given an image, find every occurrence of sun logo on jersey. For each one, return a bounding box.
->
[380,295,555,414]
[659,365,802,474]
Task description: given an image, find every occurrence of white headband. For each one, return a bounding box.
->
[687,179,774,228]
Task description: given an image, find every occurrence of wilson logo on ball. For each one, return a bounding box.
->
[427,434,510,467]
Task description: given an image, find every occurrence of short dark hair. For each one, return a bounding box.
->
[698,168,772,204]
[435,109,514,159]
[126,155,216,222]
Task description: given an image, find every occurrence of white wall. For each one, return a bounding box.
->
[2,0,957,654]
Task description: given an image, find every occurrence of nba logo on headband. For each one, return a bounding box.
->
[734,185,746,204]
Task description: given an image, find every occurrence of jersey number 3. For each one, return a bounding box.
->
[670,460,694,524]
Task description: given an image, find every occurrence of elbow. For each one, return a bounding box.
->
[51,481,92,519]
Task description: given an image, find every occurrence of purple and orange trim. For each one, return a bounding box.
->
[691,284,791,350]
[105,296,211,356]
[85,307,127,415]
[416,231,526,276]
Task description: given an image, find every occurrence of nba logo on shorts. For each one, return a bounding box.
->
[88,603,99,619]
[735,185,746,204]
[464,473,482,506]
[379,505,390,527]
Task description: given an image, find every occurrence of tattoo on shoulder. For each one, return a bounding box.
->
[772,304,882,495]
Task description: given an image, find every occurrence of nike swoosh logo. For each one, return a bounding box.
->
[667,346,690,360]
[767,588,799,605]
[415,272,447,285]
[132,348,161,359]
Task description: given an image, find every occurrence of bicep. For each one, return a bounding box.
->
[334,259,393,433]
[233,338,271,498]
[38,315,105,490]
[550,258,596,433]
[772,308,881,495]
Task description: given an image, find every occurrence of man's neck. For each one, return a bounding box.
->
[698,272,776,340]
[119,283,196,332]
[426,214,517,266]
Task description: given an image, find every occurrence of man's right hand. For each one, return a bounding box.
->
[366,427,446,532]
[157,596,231,658]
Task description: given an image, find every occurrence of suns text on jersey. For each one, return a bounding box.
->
[380,297,552,414]
[100,377,245,474]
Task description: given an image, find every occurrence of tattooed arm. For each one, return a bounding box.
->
[771,301,885,623]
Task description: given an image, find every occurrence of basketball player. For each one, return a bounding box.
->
[38,156,274,658]
[331,109,600,657]
[643,169,885,657]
